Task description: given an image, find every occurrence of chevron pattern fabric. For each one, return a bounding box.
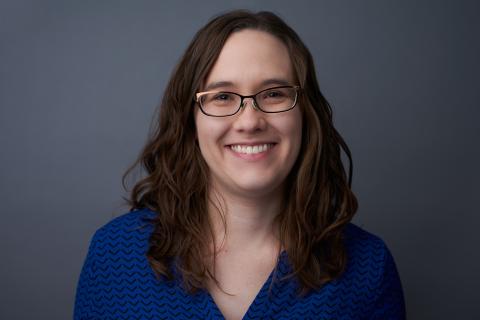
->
[74,209,406,319]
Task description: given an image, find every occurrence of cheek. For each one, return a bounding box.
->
[195,122,212,156]
[194,113,210,155]
[194,114,229,159]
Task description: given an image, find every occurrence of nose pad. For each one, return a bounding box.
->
[240,97,260,111]
[234,97,267,132]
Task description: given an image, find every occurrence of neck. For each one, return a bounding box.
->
[207,186,283,256]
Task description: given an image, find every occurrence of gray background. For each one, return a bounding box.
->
[1,0,479,319]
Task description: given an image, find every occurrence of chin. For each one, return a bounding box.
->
[233,177,284,198]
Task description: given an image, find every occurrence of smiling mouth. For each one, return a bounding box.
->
[229,143,275,155]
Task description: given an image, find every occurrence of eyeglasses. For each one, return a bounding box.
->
[195,85,301,117]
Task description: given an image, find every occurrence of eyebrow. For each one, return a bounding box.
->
[204,78,292,91]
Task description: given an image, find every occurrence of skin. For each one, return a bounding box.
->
[194,29,302,320]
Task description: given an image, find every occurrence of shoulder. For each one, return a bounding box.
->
[341,223,404,301]
[80,208,160,286]
[91,208,157,243]
[75,209,182,318]
[273,224,405,318]
[343,222,387,252]
[339,223,406,318]
[340,222,397,287]
[96,208,157,233]
[344,223,392,284]
[87,208,157,260]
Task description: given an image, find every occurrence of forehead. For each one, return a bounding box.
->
[204,29,295,91]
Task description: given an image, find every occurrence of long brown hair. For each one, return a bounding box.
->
[123,10,358,296]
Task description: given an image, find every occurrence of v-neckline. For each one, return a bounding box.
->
[202,250,289,320]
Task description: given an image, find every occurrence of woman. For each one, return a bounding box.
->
[75,10,406,320]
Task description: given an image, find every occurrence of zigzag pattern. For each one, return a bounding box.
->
[74,209,405,319]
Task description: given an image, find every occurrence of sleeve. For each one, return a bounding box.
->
[73,230,102,320]
[369,242,406,320]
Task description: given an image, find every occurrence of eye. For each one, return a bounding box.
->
[213,93,234,101]
[261,89,287,100]
[267,91,283,97]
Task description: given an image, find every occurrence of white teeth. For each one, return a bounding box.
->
[230,144,273,155]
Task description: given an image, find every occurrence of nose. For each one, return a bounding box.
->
[232,97,267,133]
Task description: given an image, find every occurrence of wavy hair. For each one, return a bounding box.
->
[123,10,358,296]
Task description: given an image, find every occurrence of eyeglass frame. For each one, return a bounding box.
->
[194,85,301,117]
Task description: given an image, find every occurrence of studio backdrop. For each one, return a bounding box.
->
[1,0,478,319]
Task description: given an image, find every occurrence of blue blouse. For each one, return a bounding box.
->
[74,209,406,319]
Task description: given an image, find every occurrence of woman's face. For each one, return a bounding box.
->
[194,29,302,199]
